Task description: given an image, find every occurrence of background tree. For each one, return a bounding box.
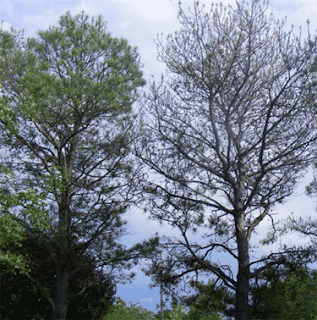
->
[0,12,154,320]
[138,1,317,319]
[249,264,317,320]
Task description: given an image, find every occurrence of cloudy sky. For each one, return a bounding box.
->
[2,0,317,312]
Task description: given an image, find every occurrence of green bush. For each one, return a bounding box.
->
[157,304,222,320]
[101,299,155,320]
[101,299,223,320]
[165,304,186,320]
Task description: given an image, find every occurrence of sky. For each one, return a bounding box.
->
[2,0,317,313]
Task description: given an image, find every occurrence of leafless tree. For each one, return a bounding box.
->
[138,1,317,318]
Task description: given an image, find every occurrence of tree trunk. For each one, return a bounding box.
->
[52,251,70,320]
[52,201,71,320]
[235,211,250,320]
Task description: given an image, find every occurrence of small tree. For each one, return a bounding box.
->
[138,1,317,319]
[0,12,152,320]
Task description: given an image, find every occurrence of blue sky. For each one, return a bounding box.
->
[2,0,317,313]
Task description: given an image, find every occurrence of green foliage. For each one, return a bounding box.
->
[165,304,186,320]
[185,281,228,320]
[0,28,49,129]
[250,266,317,320]
[0,95,17,134]
[102,299,155,320]
[194,314,222,320]
[0,213,28,273]
[0,27,53,274]
[153,302,223,320]
[0,168,50,274]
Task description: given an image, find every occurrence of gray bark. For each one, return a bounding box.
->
[235,211,250,320]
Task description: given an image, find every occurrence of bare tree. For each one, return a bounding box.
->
[138,1,317,319]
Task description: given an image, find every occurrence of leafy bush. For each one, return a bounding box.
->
[101,299,155,320]
[165,304,186,320]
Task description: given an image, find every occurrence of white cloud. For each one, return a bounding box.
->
[123,0,177,22]
[0,21,13,31]
[140,297,154,304]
